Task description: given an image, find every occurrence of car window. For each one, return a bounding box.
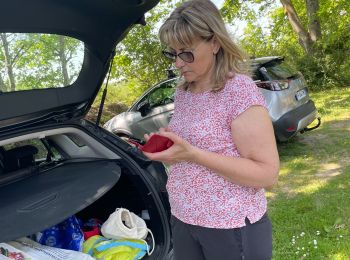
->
[259,61,298,81]
[147,80,176,108]
[250,65,261,81]
[2,139,61,161]
[0,33,84,92]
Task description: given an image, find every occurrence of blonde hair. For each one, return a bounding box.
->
[159,0,248,91]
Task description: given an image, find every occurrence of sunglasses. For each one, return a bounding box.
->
[162,50,195,63]
[162,41,207,63]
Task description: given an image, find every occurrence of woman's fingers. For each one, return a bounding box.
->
[143,149,173,163]
[159,127,171,133]
[158,127,166,133]
[142,129,188,164]
[144,133,150,141]
[145,128,172,141]
[144,132,156,141]
[158,131,180,144]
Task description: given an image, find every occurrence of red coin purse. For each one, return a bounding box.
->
[139,134,174,153]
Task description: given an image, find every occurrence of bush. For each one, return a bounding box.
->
[291,41,350,90]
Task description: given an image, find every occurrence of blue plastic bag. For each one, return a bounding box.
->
[36,215,84,251]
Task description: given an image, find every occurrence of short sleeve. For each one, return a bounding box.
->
[226,74,267,121]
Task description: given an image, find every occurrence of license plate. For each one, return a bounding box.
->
[295,89,307,101]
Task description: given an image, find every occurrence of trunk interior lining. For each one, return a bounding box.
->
[0,159,121,242]
[77,166,165,259]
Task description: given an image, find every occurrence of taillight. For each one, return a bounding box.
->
[256,80,289,91]
[286,126,296,132]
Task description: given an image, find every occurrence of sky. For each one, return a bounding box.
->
[212,0,272,39]
[212,0,246,38]
[212,0,225,8]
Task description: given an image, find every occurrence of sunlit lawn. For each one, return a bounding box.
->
[268,87,350,259]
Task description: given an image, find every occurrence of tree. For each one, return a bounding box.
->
[111,1,176,89]
[13,34,83,90]
[0,33,82,91]
[0,33,17,91]
[222,0,322,54]
[279,0,320,54]
[0,47,6,91]
[58,36,70,86]
[221,0,350,88]
[0,73,6,92]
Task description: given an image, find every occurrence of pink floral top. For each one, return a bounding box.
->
[167,74,268,228]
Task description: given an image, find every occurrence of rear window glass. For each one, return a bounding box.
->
[1,139,47,160]
[259,61,298,81]
[0,33,84,92]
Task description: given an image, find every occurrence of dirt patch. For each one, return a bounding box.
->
[274,118,350,198]
[330,119,350,129]
[298,132,330,146]
[304,132,350,177]
[315,163,343,180]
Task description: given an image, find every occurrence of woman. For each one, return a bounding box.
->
[143,0,280,259]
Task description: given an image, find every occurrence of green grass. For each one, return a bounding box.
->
[269,87,350,259]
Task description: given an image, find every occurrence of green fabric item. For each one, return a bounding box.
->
[83,235,148,260]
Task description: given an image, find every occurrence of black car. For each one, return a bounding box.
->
[0,0,172,259]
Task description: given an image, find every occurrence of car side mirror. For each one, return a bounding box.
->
[137,101,151,117]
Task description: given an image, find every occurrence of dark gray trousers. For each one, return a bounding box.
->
[170,213,272,260]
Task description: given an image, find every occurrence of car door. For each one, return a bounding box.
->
[132,80,176,138]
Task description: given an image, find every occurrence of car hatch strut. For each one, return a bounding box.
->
[96,52,115,127]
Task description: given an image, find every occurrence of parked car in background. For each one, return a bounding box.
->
[0,0,173,259]
[104,56,321,142]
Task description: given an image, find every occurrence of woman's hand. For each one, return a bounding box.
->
[142,128,196,165]
[143,127,170,142]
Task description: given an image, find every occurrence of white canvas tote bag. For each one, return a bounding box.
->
[101,208,149,240]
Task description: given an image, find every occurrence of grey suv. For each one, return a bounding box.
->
[104,56,321,142]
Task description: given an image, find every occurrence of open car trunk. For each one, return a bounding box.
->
[0,122,171,259]
[77,170,167,259]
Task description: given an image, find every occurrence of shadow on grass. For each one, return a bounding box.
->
[277,117,350,159]
[269,167,350,259]
[269,117,350,258]
[272,118,350,198]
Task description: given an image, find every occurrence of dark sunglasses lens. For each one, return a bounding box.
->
[162,51,176,60]
[179,52,194,63]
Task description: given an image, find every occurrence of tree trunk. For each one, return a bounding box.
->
[0,33,16,91]
[58,36,69,86]
[0,73,6,92]
[305,0,321,42]
[280,0,315,54]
